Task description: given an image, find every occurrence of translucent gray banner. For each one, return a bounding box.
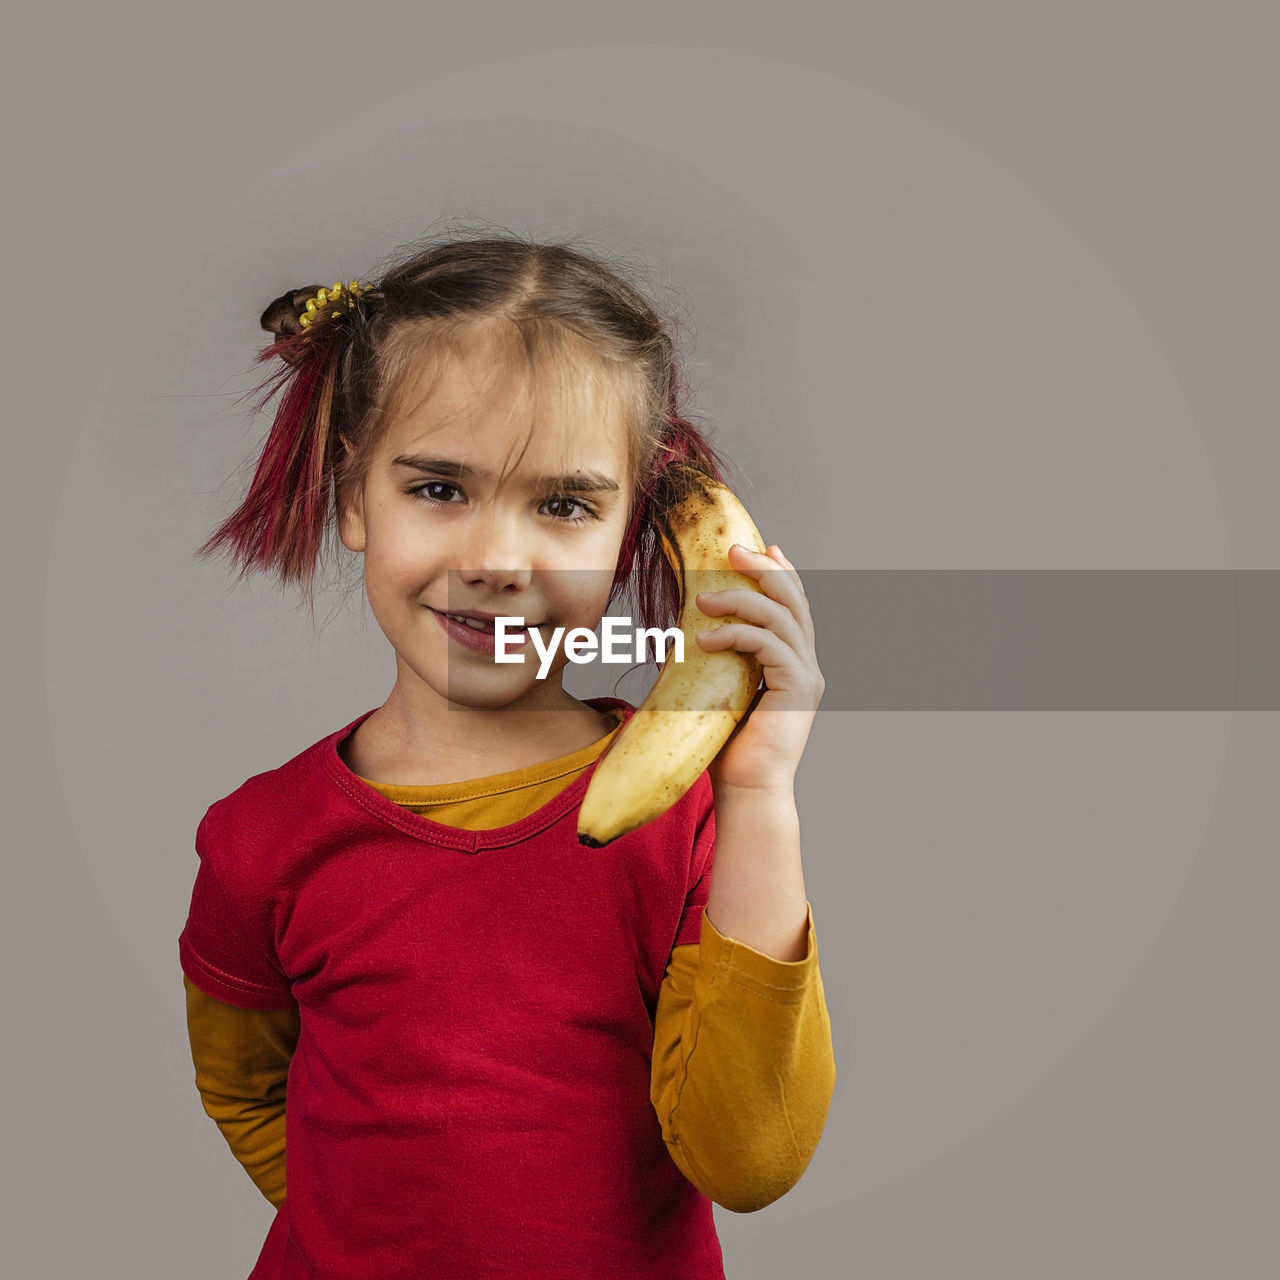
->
[801,570,1280,710]
[443,571,1280,710]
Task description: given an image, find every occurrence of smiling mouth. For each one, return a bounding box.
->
[431,610,543,634]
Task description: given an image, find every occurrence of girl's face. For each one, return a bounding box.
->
[338,343,635,716]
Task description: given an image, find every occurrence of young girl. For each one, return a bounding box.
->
[179,233,835,1279]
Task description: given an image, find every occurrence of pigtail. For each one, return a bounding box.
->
[610,371,737,638]
[195,289,355,600]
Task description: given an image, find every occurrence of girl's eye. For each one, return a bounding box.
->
[542,495,598,524]
[408,482,598,525]
[412,481,464,505]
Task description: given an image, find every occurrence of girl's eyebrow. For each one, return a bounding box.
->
[391,454,620,494]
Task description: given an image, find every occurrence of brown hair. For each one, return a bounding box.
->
[195,228,735,637]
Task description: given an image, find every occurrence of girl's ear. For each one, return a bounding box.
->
[338,489,367,553]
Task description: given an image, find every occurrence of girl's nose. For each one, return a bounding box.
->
[458,509,534,593]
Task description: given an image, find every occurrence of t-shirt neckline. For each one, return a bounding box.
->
[320,697,635,852]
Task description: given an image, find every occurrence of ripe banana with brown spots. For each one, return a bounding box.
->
[577,464,767,847]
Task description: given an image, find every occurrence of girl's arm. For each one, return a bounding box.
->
[703,785,809,960]
[693,543,826,962]
[183,975,297,1208]
[650,543,834,1207]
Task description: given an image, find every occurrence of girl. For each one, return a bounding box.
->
[179,232,835,1279]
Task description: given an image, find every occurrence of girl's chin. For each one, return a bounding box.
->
[410,652,560,698]
[436,683,565,712]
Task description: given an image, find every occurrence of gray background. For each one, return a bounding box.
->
[4,2,1277,1276]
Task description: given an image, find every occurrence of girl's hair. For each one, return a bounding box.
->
[196,230,735,639]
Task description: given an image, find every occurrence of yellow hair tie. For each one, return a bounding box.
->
[297,279,369,330]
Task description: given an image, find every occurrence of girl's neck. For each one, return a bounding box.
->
[340,691,618,787]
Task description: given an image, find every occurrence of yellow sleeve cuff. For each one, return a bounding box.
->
[697,903,819,1002]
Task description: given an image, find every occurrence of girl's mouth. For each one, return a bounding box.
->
[443,611,497,633]
[430,609,539,653]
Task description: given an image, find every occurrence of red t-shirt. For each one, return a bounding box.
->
[179,698,725,1279]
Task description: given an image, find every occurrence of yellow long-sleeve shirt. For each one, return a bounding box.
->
[184,709,835,1214]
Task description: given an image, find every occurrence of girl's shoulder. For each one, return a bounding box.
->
[200,713,362,845]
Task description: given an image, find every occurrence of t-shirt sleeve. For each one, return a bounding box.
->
[672,780,716,949]
[178,810,296,1011]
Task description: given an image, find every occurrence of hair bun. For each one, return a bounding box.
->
[260,288,322,338]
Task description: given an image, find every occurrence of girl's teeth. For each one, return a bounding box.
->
[443,613,537,633]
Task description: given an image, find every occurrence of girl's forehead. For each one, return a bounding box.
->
[383,341,631,470]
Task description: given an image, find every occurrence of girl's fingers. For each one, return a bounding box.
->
[695,586,809,659]
[693,622,821,708]
[694,620,790,666]
[724,543,816,650]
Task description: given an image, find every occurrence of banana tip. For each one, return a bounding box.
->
[577,831,610,849]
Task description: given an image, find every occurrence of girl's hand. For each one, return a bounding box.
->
[694,544,825,794]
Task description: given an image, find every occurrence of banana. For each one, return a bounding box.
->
[577,464,768,848]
